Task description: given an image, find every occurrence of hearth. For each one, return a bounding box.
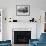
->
[14,31,31,44]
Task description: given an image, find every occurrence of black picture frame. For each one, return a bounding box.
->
[16,5,30,16]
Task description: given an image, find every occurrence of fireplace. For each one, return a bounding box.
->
[14,31,31,44]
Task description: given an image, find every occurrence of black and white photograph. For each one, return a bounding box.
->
[16,5,30,16]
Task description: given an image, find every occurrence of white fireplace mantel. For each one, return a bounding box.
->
[12,22,37,39]
[6,22,37,44]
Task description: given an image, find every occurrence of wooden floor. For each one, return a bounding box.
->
[12,44,29,46]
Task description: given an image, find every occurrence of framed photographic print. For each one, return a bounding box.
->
[16,5,30,16]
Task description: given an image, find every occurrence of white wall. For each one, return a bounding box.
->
[0,0,46,11]
[2,8,45,44]
[1,0,45,43]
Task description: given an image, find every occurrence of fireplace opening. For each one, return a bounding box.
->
[14,31,31,44]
